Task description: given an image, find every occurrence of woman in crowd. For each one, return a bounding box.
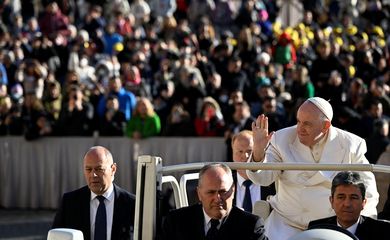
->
[126,97,161,139]
[194,96,225,137]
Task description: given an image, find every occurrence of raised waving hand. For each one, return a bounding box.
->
[251,114,274,162]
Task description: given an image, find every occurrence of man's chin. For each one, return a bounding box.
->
[211,209,227,219]
[89,185,103,194]
[90,183,101,188]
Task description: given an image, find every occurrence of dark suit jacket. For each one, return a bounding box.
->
[52,184,136,240]
[308,215,390,240]
[161,204,268,240]
[232,172,276,206]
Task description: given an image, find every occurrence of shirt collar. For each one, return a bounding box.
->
[202,208,222,228]
[237,173,247,187]
[239,118,247,126]
[337,216,360,235]
[90,184,114,202]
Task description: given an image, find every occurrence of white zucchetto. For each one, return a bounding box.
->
[306,97,333,121]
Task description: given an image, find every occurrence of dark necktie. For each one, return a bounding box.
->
[95,195,107,240]
[242,180,253,212]
[206,218,220,240]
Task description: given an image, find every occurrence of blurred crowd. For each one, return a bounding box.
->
[0,0,389,163]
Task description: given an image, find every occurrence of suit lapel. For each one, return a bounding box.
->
[329,216,338,224]
[354,216,366,239]
[192,204,207,239]
[218,208,233,238]
[218,207,241,239]
[112,184,122,239]
[233,172,238,206]
[82,187,92,240]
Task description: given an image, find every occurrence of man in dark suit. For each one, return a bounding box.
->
[162,163,268,240]
[231,130,275,212]
[52,146,136,240]
[308,171,390,240]
[378,185,390,220]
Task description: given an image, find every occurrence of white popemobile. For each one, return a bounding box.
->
[47,155,390,240]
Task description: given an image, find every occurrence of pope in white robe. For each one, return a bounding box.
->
[247,97,379,240]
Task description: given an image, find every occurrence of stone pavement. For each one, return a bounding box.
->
[0,209,56,240]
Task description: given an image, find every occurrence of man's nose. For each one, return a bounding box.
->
[343,199,352,207]
[213,192,223,201]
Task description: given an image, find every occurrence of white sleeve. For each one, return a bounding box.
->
[246,137,282,186]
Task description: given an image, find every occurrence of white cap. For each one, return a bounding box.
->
[306,97,333,121]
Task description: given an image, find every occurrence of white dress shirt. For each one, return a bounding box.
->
[337,216,360,235]
[236,173,261,210]
[202,208,222,234]
[90,184,115,240]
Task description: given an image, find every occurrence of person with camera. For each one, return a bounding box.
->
[194,96,225,137]
[97,76,137,122]
[99,95,127,136]
[56,85,94,136]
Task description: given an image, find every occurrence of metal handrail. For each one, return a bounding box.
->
[161,162,390,174]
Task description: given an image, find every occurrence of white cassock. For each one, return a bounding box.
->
[247,126,379,240]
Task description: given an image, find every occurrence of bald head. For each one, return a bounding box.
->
[197,163,235,219]
[198,163,233,188]
[231,130,253,179]
[84,146,114,165]
[83,146,116,195]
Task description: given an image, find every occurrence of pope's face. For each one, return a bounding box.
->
[296,102,329,147]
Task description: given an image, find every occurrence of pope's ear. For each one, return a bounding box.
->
[323,120,331,131]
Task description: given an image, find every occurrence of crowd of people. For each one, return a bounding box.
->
[1,1,388,239]
[0,1,389,157]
